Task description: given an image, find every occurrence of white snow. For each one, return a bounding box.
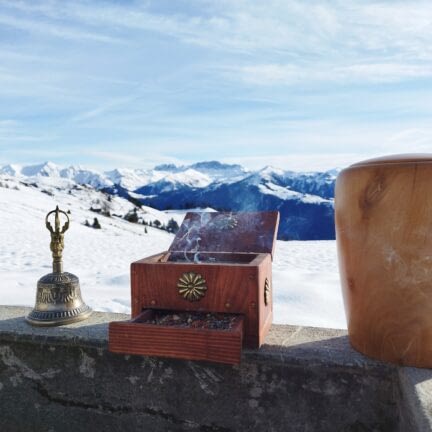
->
[165,207,217,214]
[259,166,286,179]
[59,166,112,189]
[258,183,331,204]
[0,164,21,176]
[0,177,346,329]
[301,194,332,204]
[157,169,212,190]
[258,183,302,200]
[105,168,164,191]
[272,240,345,329]
[21,161,61,177]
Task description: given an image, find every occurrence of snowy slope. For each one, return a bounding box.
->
[0,176,180,313]
[0,177,346,329]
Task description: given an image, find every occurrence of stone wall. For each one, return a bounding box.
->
[0,306,430,432]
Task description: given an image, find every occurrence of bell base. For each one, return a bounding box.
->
[26,305,92,327]
[27,271,92,327]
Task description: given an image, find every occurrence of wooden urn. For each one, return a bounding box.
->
[335,154,432,367]
[109,211,279,365]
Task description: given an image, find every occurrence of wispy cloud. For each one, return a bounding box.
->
[227,62,432,86]
[85,150,187,170]
[0,12,124,44]
[4,0,432,56]
[0,118,57,145]
[70,96,139,123]
[0,0,431,170]
[221,153,371,172]
[0,119,19,128]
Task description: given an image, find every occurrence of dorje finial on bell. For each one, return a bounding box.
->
[26,206,92,326]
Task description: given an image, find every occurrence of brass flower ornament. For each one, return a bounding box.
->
[177,272,207,302]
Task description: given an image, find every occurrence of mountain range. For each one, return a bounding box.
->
[0,161,338,240]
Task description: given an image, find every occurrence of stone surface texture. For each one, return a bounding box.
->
[398,367,432,432]
[0,306,429,431]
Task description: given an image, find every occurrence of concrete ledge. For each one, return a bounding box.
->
[398,367,432,431]
[0,306,429,431]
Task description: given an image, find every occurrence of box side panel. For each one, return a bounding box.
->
[258,255,273,347]
[131,262,139,317]
[241,266,259,348]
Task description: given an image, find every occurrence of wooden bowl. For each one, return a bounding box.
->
[335,154,432,367]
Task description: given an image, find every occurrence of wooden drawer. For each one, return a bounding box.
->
[109,310,244,365]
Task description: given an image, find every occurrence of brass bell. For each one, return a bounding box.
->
[26,206,92,326]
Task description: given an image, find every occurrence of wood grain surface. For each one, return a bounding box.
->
[336,156,432,367]
[130,252,272,349]
[109,310,244,365]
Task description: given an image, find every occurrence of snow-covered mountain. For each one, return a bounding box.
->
[0,162,112,189]
[0,161,339,240]
[135,164,337,240]
[154,160,247,180]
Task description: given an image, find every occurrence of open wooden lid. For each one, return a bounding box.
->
[169,211,280,259]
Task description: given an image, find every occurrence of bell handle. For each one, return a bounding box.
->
[45,206,70,273]
[45,206,70,234]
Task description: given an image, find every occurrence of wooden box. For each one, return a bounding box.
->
[109,211,279,364]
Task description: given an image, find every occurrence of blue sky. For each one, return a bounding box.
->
[0,0,431,171]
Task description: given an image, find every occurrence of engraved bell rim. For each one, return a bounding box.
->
[37,271,79,285]
[25,305,92,327]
